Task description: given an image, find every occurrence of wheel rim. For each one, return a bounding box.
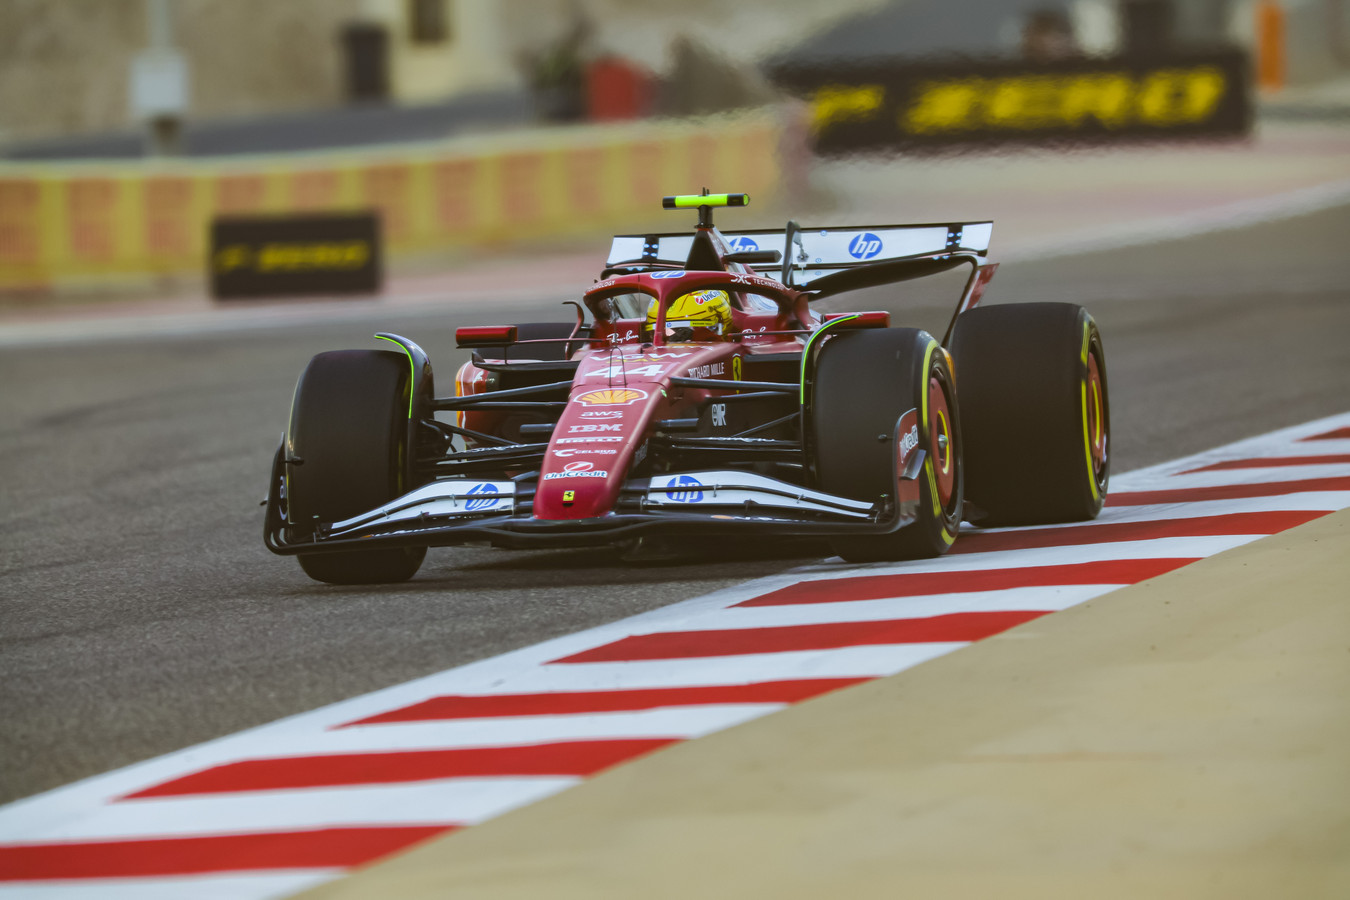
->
[1085,349,1107,485]
[927,375,956,510]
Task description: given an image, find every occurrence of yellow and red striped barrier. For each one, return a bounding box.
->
[0,110,790,293]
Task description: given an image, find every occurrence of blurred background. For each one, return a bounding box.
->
[0,0,1347,302]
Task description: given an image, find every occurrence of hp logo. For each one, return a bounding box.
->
[728,236,759,252]
[465,482,497,511]
[665,475,704,503]
[848,233,884,260]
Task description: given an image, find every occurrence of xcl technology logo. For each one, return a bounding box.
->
[848,232,884,260]
[728,236,759,252]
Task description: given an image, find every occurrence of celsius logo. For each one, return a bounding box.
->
[665,474,704,503]
[848,233,883,260]
[464,482,497,511]
[553,447,617,458]
[728,236,758,252]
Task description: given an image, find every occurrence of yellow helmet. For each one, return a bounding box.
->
[645,289,733,341]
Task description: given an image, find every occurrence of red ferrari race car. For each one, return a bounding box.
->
[263,191,1109,584]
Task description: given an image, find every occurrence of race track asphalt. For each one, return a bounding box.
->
[1,202,1347,805]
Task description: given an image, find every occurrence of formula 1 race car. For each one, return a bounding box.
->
[264,191,1109,584]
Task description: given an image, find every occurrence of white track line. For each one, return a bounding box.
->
[0,873,336,900]
[11,778,576,842]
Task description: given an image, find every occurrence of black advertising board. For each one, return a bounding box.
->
[770,49,1252,154]
[210,213,381,299]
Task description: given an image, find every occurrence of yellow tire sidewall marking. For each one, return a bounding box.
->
[1079,321,1101,502]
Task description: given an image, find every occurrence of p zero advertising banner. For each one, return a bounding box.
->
[771,50,1251,154]
[210,213,380,299]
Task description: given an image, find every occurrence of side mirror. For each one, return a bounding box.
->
[724,249,782,265]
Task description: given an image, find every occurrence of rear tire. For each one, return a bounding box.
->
[286,349,427,584]
[949,302,1109,525]
[809,328,963,562]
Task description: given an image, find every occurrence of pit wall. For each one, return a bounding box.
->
[0,109,793,293]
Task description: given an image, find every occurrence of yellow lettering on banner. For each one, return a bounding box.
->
[1137,67,1227,125]
[899,66,1229,134]
[342,241,370,268]
[214,244,252,273]
[257,244,290,272]
[811,85,885,133]
[1059,73,1134,128]
[1137,70,1187,124]
[255,241,369,272]
[985,75,1068,129]
[904,80,980,133]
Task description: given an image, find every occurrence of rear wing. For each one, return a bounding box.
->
[606,221,993,290]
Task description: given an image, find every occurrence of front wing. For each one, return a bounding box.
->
[263,449,928,555]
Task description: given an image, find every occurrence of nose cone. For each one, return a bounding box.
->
[533,385,663,520]
[533,343,738,520]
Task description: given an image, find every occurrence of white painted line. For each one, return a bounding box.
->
[1115,412,1350,481]
[625,586,1115,632]
[106,705,769,759]
[1121,466,1350,490]
[793,535,1266,580]
[526,644,969,688]
[0,872,336,900]
[12,778,576,843]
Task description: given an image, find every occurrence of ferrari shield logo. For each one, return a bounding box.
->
[577,388,648,406]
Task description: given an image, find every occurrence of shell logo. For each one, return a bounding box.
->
[576,388,648,406]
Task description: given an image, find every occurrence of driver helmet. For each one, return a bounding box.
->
[645,289,733,341]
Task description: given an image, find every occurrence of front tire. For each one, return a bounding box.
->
[286,349,426,584]
[809,328,963,562]
[949,302,1109,526]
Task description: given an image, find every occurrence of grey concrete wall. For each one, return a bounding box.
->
[0,0,364,143]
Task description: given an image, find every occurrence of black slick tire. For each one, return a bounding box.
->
[809,328,963,562]
[286,349,426,584]
[949,302,1109,526]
